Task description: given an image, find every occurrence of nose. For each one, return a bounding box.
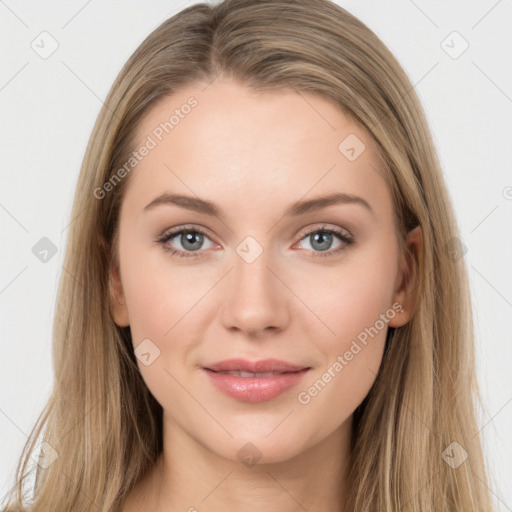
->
[220,249,290,337]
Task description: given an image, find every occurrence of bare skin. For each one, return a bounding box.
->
[111,76,422,511]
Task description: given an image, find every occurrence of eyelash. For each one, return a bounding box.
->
[156,224,354,259]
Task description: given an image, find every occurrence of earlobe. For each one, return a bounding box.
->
[109,264,130,327]
[388,225,423,328]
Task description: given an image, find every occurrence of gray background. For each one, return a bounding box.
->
[1,0,511,508]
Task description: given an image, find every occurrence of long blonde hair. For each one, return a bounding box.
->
[2,0,493,510]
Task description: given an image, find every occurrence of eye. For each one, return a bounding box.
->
[156,225,216,258]
[156,224,354,259]
[294,225,354,258]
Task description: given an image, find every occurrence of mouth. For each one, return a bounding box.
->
[202,358,311,402]
[203,357,309,373]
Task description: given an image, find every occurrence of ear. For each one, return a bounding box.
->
[109,264,130,327]
[388,225,423,328]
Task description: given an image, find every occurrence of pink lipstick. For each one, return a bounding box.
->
[202,358,310,402]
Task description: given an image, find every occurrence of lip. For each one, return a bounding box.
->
[202,358,311,402]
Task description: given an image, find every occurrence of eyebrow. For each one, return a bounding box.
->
[143,192,374,218]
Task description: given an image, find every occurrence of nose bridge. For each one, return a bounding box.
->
[220,238,289,334]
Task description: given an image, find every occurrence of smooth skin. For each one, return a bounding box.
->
[111,77,422,512]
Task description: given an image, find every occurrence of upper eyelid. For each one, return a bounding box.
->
[299,224,351,238]
[160,222,350,237]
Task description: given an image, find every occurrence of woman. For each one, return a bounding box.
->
[2,0,494,510]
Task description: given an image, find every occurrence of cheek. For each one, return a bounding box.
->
[295,238,398,351]
[119,244,204,415]
[293,242,397,415]
[296,336,385,441]
[294,301,390,440]
[119,239,212,343]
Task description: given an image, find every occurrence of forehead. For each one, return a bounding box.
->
[124,77,391,220]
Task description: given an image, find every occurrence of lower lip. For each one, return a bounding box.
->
[203,368,310,402]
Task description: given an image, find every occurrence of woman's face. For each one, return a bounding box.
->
[110,77,417,464]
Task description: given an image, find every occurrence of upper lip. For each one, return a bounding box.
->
[203,358,309,373]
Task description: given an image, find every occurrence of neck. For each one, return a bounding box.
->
[138,413,352,512]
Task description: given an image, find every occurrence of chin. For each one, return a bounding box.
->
[200,429,313,467]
